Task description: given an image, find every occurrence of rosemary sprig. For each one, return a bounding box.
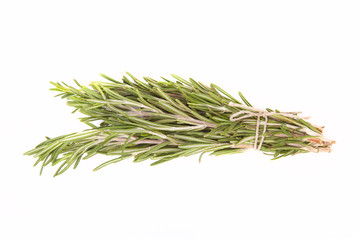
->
[24,73,334,176]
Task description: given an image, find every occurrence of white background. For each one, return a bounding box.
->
[1,1,358,239]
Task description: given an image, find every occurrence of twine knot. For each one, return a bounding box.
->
[228,102,302,151]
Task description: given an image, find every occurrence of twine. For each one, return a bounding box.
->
[228,102,302,150]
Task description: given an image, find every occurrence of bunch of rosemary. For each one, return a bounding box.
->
[25,73,334,176]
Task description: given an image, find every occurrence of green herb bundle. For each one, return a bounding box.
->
[25,73,334,176]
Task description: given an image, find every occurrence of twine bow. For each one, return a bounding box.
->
[228,102,302,150]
